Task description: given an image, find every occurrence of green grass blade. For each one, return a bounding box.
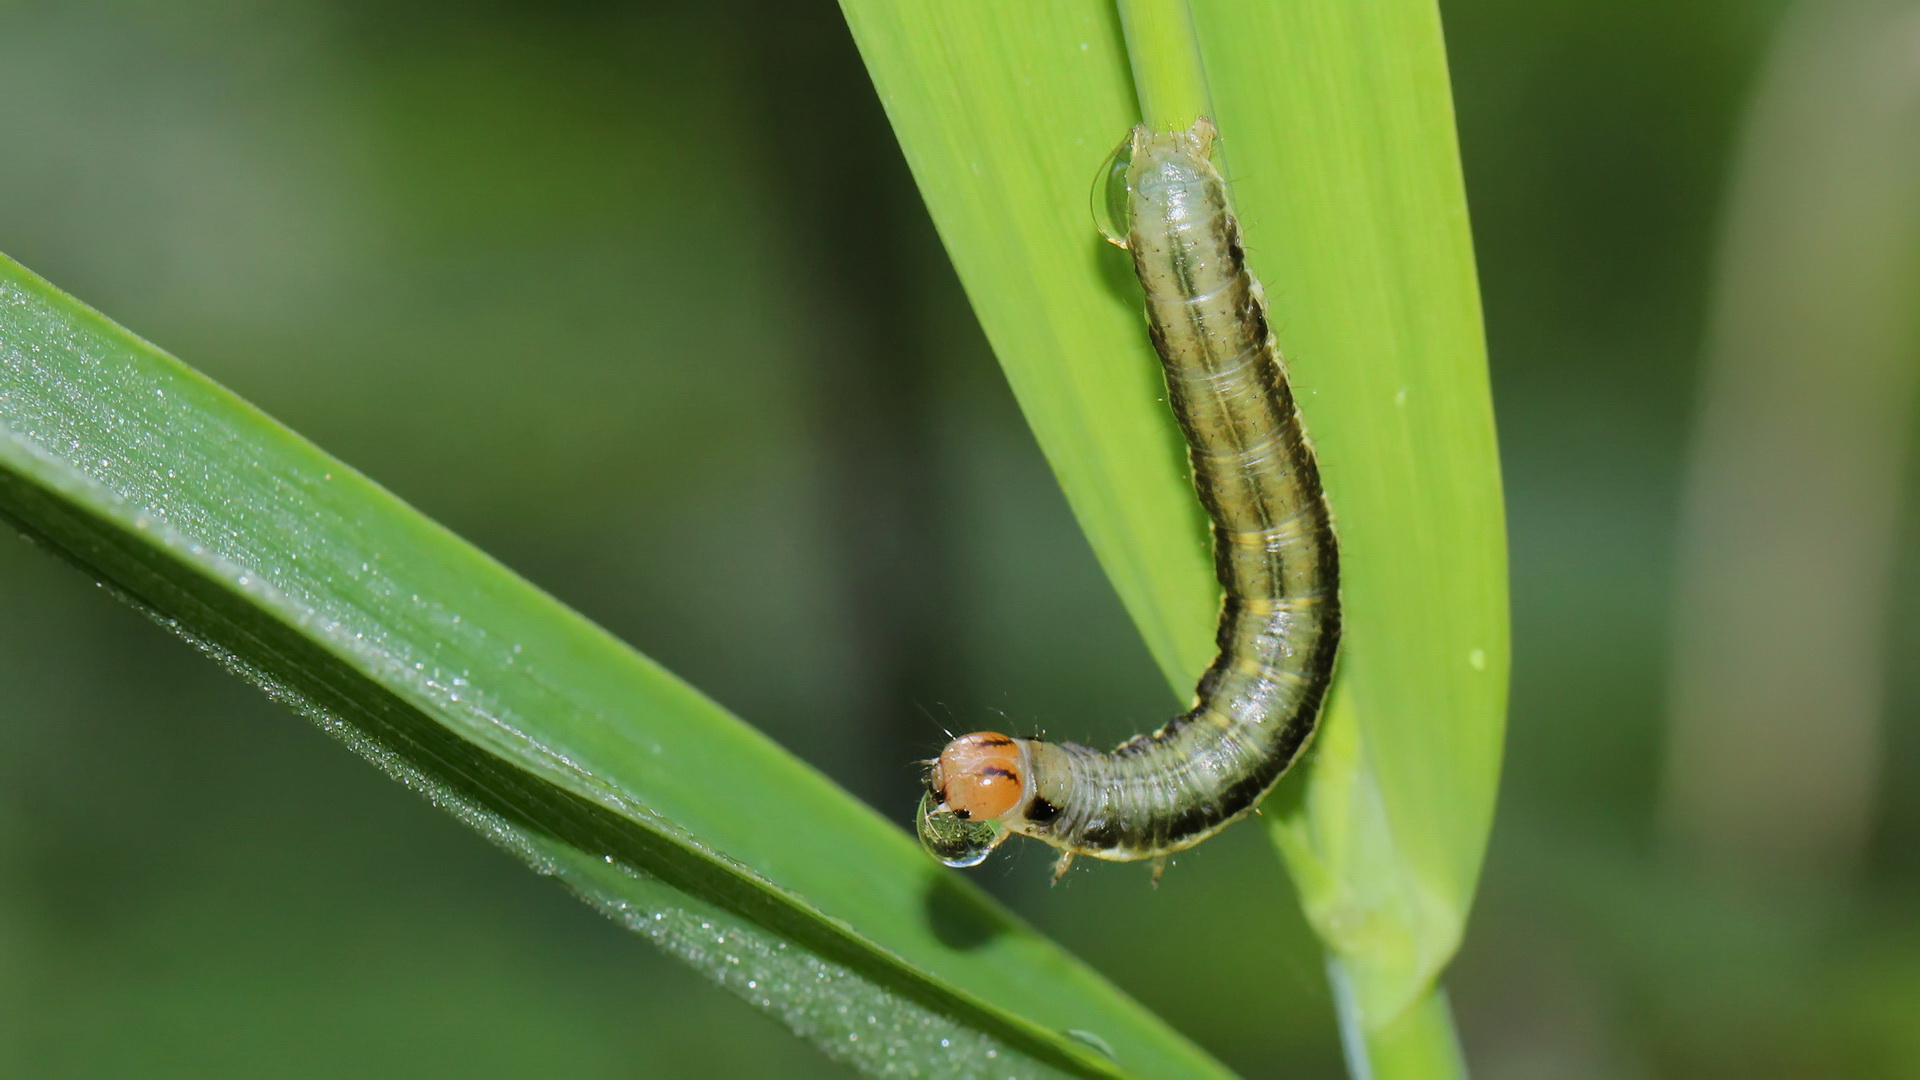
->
[1206,0,1507,1033]
[839,0,1507,1065]
[0,253,1236,1080]
[839,0,1217,689]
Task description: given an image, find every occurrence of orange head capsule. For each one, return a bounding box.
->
[930,732,1027,821]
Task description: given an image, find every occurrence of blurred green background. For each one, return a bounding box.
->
[2,0,1915,1077]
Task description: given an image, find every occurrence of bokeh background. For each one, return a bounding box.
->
[2,0,1916,1076]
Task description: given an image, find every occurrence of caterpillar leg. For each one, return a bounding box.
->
[1150,857,1169,887]
[1049,851,1075,884]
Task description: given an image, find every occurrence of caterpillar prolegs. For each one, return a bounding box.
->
[915,119,1342,880]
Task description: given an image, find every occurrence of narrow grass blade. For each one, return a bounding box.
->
[1200,0,1506,1034]
[839,0,1220,688]
[839,0,1508,1064]
[0,253,1235,1079]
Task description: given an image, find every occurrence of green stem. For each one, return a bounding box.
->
[1330,960,1469,1080]
[1115,0,1212,131]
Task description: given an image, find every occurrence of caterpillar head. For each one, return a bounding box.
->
[929,732,1027,821]
[915,732,1025,867]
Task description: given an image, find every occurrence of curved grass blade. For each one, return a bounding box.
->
[838,0,1507,1062]
[0,253,1234,1080]
[1195,0,1506,1032]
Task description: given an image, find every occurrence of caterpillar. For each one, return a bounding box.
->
[916,118,1341,881]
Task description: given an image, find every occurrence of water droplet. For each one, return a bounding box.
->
[1091,132,1134,247]
[1066,1029,1117,1060]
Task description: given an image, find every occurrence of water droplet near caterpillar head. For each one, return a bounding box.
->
[915,791,1006,867]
